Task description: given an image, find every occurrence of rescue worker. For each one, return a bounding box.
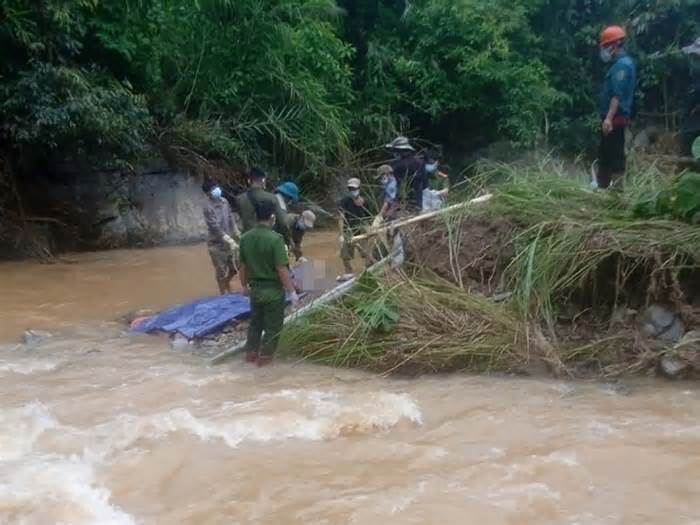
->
[595,25,636,189]
[376,164,399,221]
[202,178,240,294]
[274,181,300,212]
[385,136,424,209]
[681,37,700,155]
[338,177,372,275]
[236,167,291,245]
[285,210,316,262]
[421,149,449,212]
[239,198,299,367]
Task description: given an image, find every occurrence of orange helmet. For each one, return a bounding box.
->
[600,26,626,47]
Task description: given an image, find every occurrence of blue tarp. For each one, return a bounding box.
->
[130,264,312,339]
[130,294,253,339]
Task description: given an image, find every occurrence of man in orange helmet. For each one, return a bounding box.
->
[594,25,636,189]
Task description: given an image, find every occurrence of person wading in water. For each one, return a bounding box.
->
[202,178,240,294]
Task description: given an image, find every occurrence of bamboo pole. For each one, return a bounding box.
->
[209,256,392,365]
[350,193,493,243]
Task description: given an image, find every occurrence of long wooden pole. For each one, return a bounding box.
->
[209,255,392,365]
[350,194,493,243]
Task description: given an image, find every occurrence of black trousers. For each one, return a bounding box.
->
[597,125,626,189]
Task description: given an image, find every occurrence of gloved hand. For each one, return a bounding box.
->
[222,234,237,252]
[297,256,308,263]
[223,234,233,244]
[289,291,300,307]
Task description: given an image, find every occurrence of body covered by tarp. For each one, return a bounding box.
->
[130,294,252,339]
[130,263,313,339]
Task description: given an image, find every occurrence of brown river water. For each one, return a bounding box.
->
[1,232,700,524]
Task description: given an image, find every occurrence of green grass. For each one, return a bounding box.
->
[281,158,700,377]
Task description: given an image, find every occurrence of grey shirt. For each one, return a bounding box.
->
[204,197,239,246]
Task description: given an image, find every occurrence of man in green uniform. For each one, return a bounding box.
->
[239,198,299,367]
[236,167,291,245]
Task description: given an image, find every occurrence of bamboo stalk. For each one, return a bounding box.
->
[350,194,493,243]
[209,255,392,365]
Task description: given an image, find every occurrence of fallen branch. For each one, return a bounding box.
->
[350,194,493,243]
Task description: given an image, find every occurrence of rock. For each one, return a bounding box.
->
[659,354,688,379]
[644,304,675,332]
[22,329,52,346]
[658,317,685,342]
[640,304,684,342]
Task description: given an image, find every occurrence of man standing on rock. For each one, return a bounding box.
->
[236,167,291,246]
[594,25,636,189]
[239,198,299,367]
[202,178,240,294]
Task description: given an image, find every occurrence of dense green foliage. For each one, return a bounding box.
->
[1,0,699,173]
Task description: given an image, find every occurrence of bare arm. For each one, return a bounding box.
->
[606,96,620,121]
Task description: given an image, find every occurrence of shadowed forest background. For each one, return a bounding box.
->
[0,0,699,251]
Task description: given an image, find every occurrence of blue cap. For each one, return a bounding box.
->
[276,181,300,201]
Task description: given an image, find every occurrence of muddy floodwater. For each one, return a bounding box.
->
[1,233,700,524]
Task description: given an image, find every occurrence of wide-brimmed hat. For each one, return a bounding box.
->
[346,177,361,189]
[682,37,700,56]
[301,210,316,228]
[384,136,415,151]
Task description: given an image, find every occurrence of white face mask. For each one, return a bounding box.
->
[296,219,306,231]
[210,186,222,199]
[380,176,389,185]
[349,189,360,198]
[600,47,613,63]
[425,162,438,174]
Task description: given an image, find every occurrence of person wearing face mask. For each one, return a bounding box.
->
[376,164,399,221]
[338,177,372,275]
[594,25,636,190]
[202,178,240,294]
[239,198,299,367]
[681,37,700,155]
[284,210,316,262]
[421,150,449,212]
